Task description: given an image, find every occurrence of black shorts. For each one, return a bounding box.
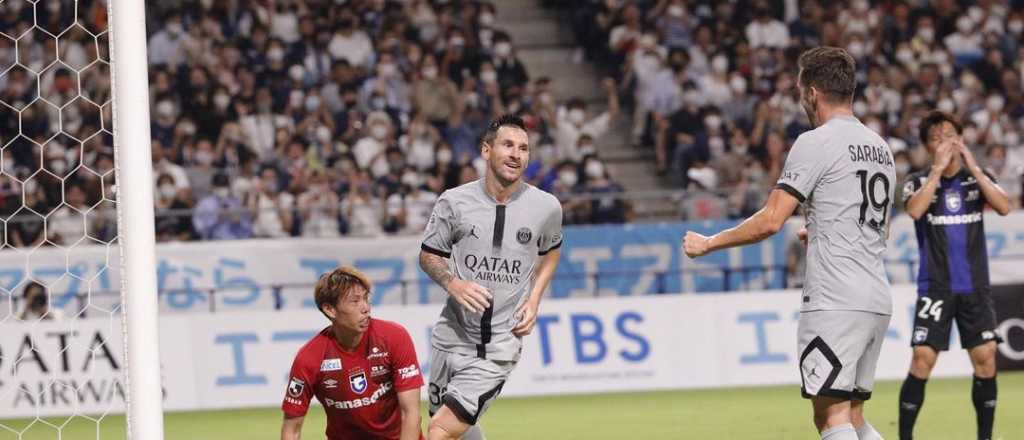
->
[910,291,1002,351]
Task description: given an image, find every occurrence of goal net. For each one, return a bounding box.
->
[0,0,162,439]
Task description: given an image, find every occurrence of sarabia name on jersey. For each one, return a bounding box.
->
[282,319,424,440]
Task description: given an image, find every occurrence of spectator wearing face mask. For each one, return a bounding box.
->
[745,5,789,49]
[342,171,385,237]
[352,111,395,179]
[491,34,529,91]
[385,170,437,234]
[553,78,620,160]
[549,160,588,225]
[192,173,252,240]
[360,53,410,115]
[247,166,294,238]
[148,11,190,69]
[155,173,196,242]
[328,16,374,69]
[986,144,1023,209]
[413,55,459,126]
[47,182,90,246]
[297,170,340,238]
[186,138,220,200]
[580,156,628,224]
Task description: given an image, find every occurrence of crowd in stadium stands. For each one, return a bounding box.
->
[0,0,637,245]
[559,0,1024,220]
[4,1,1024,245]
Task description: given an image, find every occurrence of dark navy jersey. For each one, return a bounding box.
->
[902,168,996,295]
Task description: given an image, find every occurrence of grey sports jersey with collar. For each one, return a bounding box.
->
[776,115,895,315]
[422,179,563,362]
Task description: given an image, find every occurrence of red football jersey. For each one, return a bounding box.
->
[282,319,424,440]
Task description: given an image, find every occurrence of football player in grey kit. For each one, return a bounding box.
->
[684,47,895,440]
[419,115,563,440]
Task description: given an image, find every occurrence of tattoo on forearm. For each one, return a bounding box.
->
[420,252,454,289]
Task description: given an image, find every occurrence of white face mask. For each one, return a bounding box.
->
[986,95,1005,112]
[195,150,214,166]
[853,101,868,116]
[481,70,497,84]
[847,41,865,58]
[711,56,728,74]
[729,76,747,94]
[267,47,285,62]
[371,124,388,140]
[167,22,183,36]
[401,172,420,188]
[378,63,397,77]
[668,5,684,18]
[159,183,177,199]
[479,12,494,26]
[1009,20,1024,35]
[437,149,453,164]
[304,95,321,112]
[494,42,512,57]
[956,17,973,33]
[963,127,979,144]
[213,187,230,199]
[289,65,305,82]
[214,93,231,110]
[422,66,438,79]
[937,99,955,114]
[867,120,883,134]
[50,160,67,175]
[704,115,722,130]
[558,170,578,187]
[316,125,332,143]
[584,160,604,179]
[918,27,934,43]
[568,109,586,125]
[895,161,910,175]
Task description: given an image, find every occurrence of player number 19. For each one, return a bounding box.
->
[917,297,944,322]
[856,170,890,231]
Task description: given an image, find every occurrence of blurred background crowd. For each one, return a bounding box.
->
[560,0,1024,219]
[0,0,1022,246]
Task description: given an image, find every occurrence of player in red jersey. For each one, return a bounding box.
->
[281,266,424,440]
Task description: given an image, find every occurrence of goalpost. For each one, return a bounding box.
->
[0,0,163,438]
[108,0,165,438]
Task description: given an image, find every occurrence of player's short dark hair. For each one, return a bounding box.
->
[481,114,526,147]
[314,266,372,318]
[797,47,856,104]
[918,110,962,145]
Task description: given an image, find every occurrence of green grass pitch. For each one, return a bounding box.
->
[2,372,1020,439]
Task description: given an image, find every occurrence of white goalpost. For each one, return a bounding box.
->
[0,0,164,437]
[107,0,164,438]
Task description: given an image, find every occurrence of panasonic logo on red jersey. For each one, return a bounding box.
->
[323,382,392,410]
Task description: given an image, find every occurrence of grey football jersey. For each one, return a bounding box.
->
[776,115,895,315]
[422,179,563,361]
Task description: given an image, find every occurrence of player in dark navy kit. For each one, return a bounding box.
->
[897,111,1011,440]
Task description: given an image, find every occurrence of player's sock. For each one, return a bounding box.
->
[461,425,487,440]
[898,374,927,439]
[972,375,996,440]
[821,423,858,440]
[855,421,883,440]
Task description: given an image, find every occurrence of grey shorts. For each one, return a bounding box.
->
[428,348,515,425]
[798,310,890,401]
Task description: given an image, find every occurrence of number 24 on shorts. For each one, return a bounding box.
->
[917,297,944,322]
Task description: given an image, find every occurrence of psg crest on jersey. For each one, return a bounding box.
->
[349,368,368,394]
[516,227,532,244]
[945,191,962,212]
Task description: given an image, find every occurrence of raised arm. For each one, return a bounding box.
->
[905,140,954,220]
[958,140,1010,215]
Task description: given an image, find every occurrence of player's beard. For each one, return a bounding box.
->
[490,156,523,187]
